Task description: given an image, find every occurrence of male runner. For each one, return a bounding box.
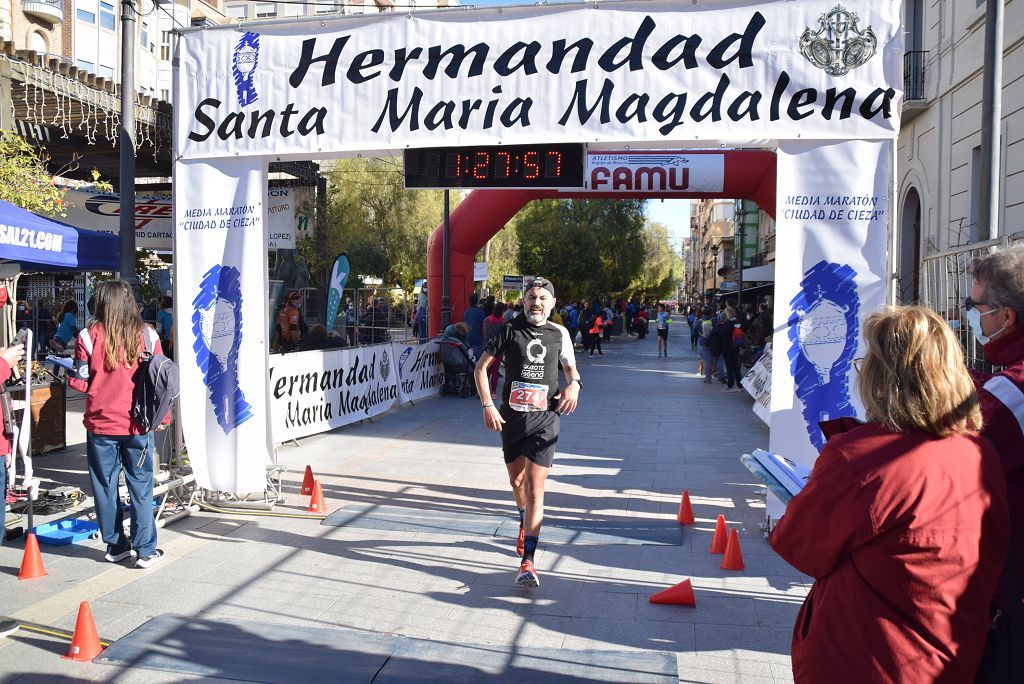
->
[473,278,581,588]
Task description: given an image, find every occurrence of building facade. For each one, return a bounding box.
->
[897,0,1024,304]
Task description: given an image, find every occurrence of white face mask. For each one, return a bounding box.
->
[964,306,1001,345]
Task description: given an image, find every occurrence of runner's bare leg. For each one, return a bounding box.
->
[522,459,550,536]
[506,457,527,511]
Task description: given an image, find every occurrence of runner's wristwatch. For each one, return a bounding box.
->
[571,379,583,388]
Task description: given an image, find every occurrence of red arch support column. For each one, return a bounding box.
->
[427,150,776,334]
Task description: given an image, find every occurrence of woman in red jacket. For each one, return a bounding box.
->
[69,281,164,569]
[770,306,1010,683]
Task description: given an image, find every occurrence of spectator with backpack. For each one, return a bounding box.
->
[716,306,744,392]
[697,306,719,383]
[68,280,167,569]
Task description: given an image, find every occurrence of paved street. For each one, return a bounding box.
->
[0,326,809,683]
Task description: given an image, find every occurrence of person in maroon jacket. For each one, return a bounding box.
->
[0,340,24,639]
[69,281,164,569]
[770,306,1009,683]
[966,245,1024,678]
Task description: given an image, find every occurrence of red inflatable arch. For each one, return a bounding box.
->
[427,150,776,334]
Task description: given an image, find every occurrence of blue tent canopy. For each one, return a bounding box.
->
[0,198,119,272]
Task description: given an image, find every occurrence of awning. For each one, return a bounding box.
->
[741,262,775,282]
[0,198,119,271]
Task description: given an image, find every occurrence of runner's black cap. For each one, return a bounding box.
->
[524,277,555,297]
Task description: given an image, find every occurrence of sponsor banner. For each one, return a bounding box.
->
[393,341,445,404]
[63,188,299,250]
[740,343,772,426]
[473,261,488,282]
[585,153,724,192]
[175,1,902,160]
[325,253,351,328]
[173,159,271,494]
[502,275,523,291]
[768,139,889,517]
[268,343,399,442]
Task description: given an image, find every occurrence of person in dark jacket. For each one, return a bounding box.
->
[770,306,1009,683]
[966,245,1024,679]
[715,306,743,392]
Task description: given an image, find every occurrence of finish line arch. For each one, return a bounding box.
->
[172,0,903,503]
[426,149,777,332]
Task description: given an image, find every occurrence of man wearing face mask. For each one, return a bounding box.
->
[966,245,1024,680]
[473,278,581,588]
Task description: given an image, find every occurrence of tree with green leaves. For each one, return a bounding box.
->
[301,158,455,293]
[0,130,65,216]
[512,198,647,301]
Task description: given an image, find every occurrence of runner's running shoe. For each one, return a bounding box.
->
[515,559,540,588]
[516,526,525,557]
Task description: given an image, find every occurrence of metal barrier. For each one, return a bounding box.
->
[322,287,419,346]
[919,231,1024,370]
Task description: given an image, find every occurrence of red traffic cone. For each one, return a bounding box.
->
[307,479,327,513]
[63,601,103,661]
[17,532,47,580]
[721,529,746,571]
[301,465,315,496]
[649,579,696,606]
[709,515,728,554]
[676,490,695,525]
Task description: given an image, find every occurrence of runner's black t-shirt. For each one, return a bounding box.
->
[485,316,576,412]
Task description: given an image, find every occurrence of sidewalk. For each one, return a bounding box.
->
[0,326,809,683]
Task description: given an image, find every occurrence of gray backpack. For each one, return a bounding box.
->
[130,331,180,433]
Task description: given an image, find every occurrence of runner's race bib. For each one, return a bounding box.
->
[509,381,549,413]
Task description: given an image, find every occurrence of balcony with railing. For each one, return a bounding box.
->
[23,0,63,23]
[902,51,928,122]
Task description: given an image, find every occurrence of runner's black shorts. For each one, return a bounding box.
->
[499,404,560,468]
[657,328,668,339]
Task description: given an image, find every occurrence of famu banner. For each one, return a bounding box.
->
[768,139,889,517]
[173,159,271,494]
[176,0,903,160]
[393,340,444,404]
[268,343,399,442]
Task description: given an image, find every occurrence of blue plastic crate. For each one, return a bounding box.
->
[33,519,100,546]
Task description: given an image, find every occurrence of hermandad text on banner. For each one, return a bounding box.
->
[176,0,903,159]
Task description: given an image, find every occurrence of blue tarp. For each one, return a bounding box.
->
[0,198,119,272]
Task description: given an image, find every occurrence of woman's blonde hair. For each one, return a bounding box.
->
[90,280,143,371]
[859,306,981,437]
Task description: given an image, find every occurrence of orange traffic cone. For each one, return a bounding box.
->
[301,465,315,496]
[17,532,47,580]
[721,529,745,571]
[676,491,695,525]
[649,579,696,606]
[63,601,103,661]
[709,515,728,554]
[307,479,327,513]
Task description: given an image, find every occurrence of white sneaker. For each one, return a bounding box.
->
[136,549,165,569]
[104,548,138,563]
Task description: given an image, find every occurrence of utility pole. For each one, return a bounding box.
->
[118,0,137,286]
[979,0,1003,240]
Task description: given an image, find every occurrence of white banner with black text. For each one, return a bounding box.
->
[768,139,889,517]
[176,0,902,160]
[268,343,400,443]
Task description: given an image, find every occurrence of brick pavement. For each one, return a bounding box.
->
[0,324,809,683]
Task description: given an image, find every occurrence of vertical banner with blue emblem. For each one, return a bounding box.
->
[768,140,890,517]
[174,158,271,494]
[324,253,350,332]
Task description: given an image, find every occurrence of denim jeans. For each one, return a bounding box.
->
[0,458,6,546]
[86,432,157,557]
[700,345,715,382]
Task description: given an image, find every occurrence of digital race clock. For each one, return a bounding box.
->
[403,143,585,189]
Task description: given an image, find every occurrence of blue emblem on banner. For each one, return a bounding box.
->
[232,31,260,108]
[398,346,413,379]
[193,264,254,434]
[786,261,860,451]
